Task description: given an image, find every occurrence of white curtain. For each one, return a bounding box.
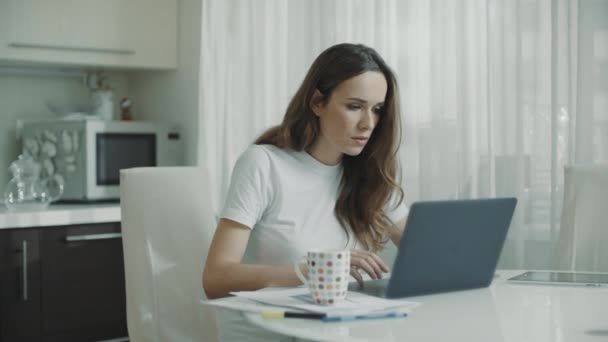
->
[198,0,608,269]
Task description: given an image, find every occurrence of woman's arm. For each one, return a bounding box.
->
[203,218,303,299]
[388,217,407,247]
[348,217,408,284]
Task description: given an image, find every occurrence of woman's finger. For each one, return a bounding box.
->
[368,253,390,273]
[352,255,382,279]
[351,251,385,279]
[350,266,364,285]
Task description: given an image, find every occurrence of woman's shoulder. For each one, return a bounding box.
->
[239,144,279,160]
[240,144,292,163]
[235,144,269,168]
[240,143,270,158]
[235,144,289,171]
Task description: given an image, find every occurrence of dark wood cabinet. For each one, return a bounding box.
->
[0,223,127,342]
[0,229,42,342]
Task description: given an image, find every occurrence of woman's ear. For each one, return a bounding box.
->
[310,89,324,117]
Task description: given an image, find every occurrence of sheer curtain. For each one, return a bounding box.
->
[197,0,608,269]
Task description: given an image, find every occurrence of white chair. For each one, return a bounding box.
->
[556,164,608,272]
[120,167,219,342]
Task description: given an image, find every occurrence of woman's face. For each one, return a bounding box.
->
[310,71,387,165]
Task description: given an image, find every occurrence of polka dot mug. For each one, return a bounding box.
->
[294,250,351,306]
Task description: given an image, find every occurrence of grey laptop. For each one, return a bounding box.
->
[349,197,517,298]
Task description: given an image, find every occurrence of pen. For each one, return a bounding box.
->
[261,310,326,320]
[261,310,407,322]
[322,311,407,322]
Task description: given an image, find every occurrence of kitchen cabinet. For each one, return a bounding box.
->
[0,0,177,70]
[0,223,127,342]
[0,229,41,342]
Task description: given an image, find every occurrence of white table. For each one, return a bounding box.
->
[244,271,608,342]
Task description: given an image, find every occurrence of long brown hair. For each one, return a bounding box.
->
[256,43,403,252]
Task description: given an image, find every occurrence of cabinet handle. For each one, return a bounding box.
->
[8,42,135,55]
[21,240,28,301]
[65,232,122,242]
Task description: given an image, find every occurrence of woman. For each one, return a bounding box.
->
[203,42,408,340]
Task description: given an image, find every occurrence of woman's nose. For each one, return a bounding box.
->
[358,109,376,130]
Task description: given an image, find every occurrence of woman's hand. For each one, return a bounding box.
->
[349,250,390,285]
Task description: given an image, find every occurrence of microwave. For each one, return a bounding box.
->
[20,119,183,201]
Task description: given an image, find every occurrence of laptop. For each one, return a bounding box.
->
[349,197,517,298]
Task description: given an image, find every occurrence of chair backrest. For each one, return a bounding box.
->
[120,167,218,342]
[556,164,608,272]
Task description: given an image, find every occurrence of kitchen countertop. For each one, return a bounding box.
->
[0,203,121,229]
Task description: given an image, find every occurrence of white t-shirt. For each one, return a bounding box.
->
[220,144,408,264]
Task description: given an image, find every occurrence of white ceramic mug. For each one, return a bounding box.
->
[294,249,351,305]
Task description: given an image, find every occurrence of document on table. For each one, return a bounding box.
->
[227,287,420,316]
[202,295,279,313]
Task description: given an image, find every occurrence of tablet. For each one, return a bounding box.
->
[508,271,608,287]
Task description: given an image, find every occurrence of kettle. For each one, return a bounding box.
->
[4,154,64,211]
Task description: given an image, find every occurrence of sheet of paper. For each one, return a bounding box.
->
[230,287,420,315]
[202,295,307,313]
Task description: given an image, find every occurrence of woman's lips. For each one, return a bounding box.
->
[352,137,369,145]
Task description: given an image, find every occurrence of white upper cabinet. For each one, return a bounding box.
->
[0,0,177,69]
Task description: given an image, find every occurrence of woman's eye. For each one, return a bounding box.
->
[373,106,384,115]
[347,104,362,110]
